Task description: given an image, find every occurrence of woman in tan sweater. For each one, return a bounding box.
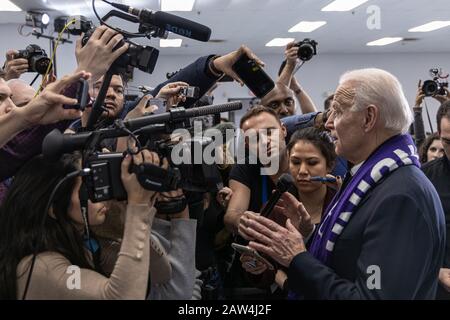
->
[0,150,159,300]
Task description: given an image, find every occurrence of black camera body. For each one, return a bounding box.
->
[83,152,181,202]
[82,28,159,74]
[422,68,449,96]
[294,39,318,61]
[14,44,51,74]
[83,137,223,202]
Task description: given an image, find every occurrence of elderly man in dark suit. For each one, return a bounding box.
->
[240,68,446,299]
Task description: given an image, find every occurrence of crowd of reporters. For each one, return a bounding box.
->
[0,23,449,300]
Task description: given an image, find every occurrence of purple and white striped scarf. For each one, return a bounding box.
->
[308,134,420,265]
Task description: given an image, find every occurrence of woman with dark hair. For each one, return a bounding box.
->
[0,150,157,300]
[240,127,339,294]
[419,132,445,164]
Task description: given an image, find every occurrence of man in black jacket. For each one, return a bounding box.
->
[422,101,450,299]
[239,68,446,299]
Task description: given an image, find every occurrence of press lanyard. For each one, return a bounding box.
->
[261,175,268,205]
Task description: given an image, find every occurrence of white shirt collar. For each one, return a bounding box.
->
[350,161,365,176]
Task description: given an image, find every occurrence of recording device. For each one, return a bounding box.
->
[310,176,336,183]
[260,173,295,217]
[82,28,159,74]
[422,68,449,97]
[232,52,275,98]
[294,38,318,62]
[84,152,180,202]
[146,97,166,114]
[231,243,274,270]
[42,102,243,202]
[14,44,51,74]
[65,78,89,110]
[179,86,200,99]
[107,2,212,42]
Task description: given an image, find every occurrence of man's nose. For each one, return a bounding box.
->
[106,87,116,98]
[325,111,335,130]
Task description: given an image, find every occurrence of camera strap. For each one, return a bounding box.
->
[155,197,187,215]
[132,163,180,192]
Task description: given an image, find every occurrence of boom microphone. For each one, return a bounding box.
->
[108,2,211,42]
[42,102,243,160]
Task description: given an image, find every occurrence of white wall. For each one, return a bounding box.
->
[1,23,447,132]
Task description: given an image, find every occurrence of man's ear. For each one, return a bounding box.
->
[281,123,287,138]
[363,105,378,132]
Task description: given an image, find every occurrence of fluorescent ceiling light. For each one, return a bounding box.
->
[161,0,195,11]
[289,21,327,32]
[366,37,403,46]
[160,39,183,47]
[0,0,21,11]
[408,21,450,32]
[265,38,295,47]
[322,0,369,12]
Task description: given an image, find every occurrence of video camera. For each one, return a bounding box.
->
[14,44,51,74]
[42,102,243,202]
[422,68,449,97]
[81,27,159,75]
[294,38,318,62]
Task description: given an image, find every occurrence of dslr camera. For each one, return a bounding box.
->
[422,68,449,97]
[294,38,318,62]
[83,135,222,202]
[82,27,159,74]
[14,44,51,74]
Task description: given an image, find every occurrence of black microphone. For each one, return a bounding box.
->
[260,173,295,217]
[108,2,212,42]
[125,101,242,131]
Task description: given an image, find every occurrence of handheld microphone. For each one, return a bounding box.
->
[260,173,295,217]
[108,2,212,42]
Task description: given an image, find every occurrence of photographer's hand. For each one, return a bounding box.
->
[415,80,425,107]
[155,81,188,108]
[212,45,265,85]
[13,70,90,127]
[285,42,298,67]
[432,87,450,104]
[75,26,129,83]
[156,187,189,220]
[124,95,156,120]
[121,149,158,206]
[3,50,28,80]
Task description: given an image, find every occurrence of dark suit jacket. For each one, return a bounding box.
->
[288,165,446,299]
[422,156,450,299]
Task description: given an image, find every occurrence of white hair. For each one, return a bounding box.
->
[339,68,413,134]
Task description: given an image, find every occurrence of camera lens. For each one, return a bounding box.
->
[32,56,51,74]
[422,80,438,97]
[297,44,314,61]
